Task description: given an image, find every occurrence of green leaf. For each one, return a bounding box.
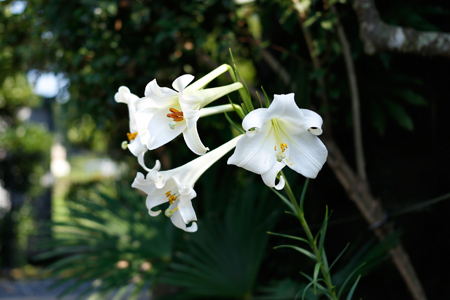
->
[313,262,322,294]
[267,231,309,244]
[330,243,350,270]
[338,263,366,298]
[274,245,316,261]
[346,275,361,300]
[270,188,295,212]
[317,206,329,254]
[391,89,427,106]
[384,100,414,131]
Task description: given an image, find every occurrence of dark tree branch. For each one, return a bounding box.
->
[331,5,367,181]
[353,0,450,58]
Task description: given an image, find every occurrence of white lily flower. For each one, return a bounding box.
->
[115,86,158,172]
[134,64,243,155]
[132,135,243,232]
[227,93,328,190]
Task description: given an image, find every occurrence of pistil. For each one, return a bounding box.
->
[164,190,179,217]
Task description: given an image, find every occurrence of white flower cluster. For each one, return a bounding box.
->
[116,65,327,232]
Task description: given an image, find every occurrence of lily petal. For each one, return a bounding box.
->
[287,132,328,179]
[172,74,195,93]
[242,108,267,136]
[170,210,198,232]
[182,122,209,155]
[227,124,276,175]
[261,161,286,190]
[144,79,178,99]
[301,109,324,135]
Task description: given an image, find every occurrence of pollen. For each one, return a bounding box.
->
[167,108,184,122]
[166,191,179,205]
[280,143,288,152]
[127,132,138,141]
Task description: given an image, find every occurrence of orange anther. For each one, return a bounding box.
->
[127,132,138,141]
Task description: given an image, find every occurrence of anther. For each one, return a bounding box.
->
[167,108,184,129]
[127,132,138,141]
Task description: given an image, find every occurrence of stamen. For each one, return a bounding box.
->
[164,206,179,218]
[280,143,288,152]
[167,108,184,130]
[127,132,138,141]
[165,191,179,204]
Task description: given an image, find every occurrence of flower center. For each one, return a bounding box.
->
[167,108,184,129]
[127,132,138,141]
[275,143,288,162]
[164,190,179,217]
[271,120,288,162]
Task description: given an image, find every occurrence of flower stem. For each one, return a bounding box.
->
[281,172,338,299]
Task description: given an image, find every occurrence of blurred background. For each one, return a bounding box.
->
[0,0,449,299]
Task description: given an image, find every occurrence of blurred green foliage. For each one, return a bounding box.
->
[36,180,174,299]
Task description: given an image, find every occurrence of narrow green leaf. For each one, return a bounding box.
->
[302,281,315,300]
[384,100,414,131]
[266,231,309,244]
[224,111,245,134]
[330,243,350,270]
[261,86,271,108]
[313,262,322,294]
[274,245,316,261]
[270,188,295,212]
[338,263,366,298]
[317,206,329,254]
[346,275,361,300]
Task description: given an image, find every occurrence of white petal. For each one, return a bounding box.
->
[182,123,209,155]
[266,94,308,135]
[301,109,324,135]
[144,111,186,150]
[114,86,131,104]
[131,173,166,216]
[181,106,200,130]
[145,194,167,217]
[181,82,243,109]
[144,79,178,98]
[184,64,230,92]
[261,161,286,190]
[145,169,165,189]
[132,172,155,194]
[152,160,161,171]
[175,181,197,224]
[128,139,146,157]
[242,108,267,136]
[287,132,328,179]
[172,74,194,93]
[227,124,276,175]
[170,210,198,232]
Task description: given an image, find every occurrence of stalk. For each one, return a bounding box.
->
[281,172,338,300]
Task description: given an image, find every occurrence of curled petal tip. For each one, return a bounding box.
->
[149,209,162,217]
[308,127,323,136]
[246,127,260,137]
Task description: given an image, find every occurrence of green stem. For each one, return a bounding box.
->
[281,172,338,300]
